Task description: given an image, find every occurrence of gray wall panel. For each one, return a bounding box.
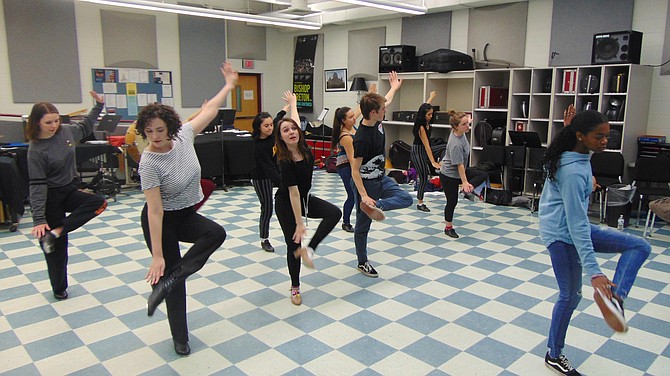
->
[178,15,226,108]
[3,0,81,103]
[401,12,451,56]
[101,10,158,68]
[549,0,634,66]
[227,21,267,60]
[662,3,670,75]
[347,27,386,79]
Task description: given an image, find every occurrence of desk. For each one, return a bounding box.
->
[194,133,254,180]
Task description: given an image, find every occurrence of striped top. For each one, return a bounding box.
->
[139,123,203,211]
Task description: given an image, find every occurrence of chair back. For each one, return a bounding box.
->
[591,151,624,180]
[634,157,670,183]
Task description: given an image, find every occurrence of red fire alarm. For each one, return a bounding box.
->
[242,59,254,69]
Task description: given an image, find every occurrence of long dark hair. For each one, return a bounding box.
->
[275,118,309,162]
[26,102,59,141]
[541,110,608,181]
[413,102,433,138]
[331,106,351,153]
[251,112,272,140]
[135,103,182,140]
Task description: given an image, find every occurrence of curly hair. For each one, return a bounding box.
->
[135,103,182,140]
[541,110,608,181]
[26,102,59,141]
[413,102,434,139]
[251,112,273,140]
[275,118,309,162]
[331,106,352,153]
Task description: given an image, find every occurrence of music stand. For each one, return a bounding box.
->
[217,109,236,191]
[508,131,542,148]
[314,108,329,160]
[95,115,121,140]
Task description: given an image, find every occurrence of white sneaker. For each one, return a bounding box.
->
[360,202,385,221]
[594,288,628,332]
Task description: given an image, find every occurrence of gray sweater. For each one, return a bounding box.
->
[28,102,104,225]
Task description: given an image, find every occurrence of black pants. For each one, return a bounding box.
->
[439,168,488,223]
[252,178,273,239]
[141,204,226,344]
[410,144,432,201]
[275,194,341,287]
[43,181,107,294]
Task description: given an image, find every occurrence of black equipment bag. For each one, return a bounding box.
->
[484,187,513,206]
[417,49,474,73]
[474,120,493,147]
[389,140,412,169]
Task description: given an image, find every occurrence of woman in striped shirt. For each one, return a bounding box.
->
[136,62,237,356]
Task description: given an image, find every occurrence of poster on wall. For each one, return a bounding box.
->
[293,34,318,112]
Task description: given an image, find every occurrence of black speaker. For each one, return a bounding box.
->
[592,30,642,65]
[379,45,416,73]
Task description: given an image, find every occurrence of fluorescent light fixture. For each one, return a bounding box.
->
[336,0,427,15]
[78,0,322,30]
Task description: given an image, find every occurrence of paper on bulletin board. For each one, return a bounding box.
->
[147,94,157,104]
[137,93,147,107]
[116,95,127,109]
[102,83,117,93]
[118,68,130,83]
[244,90,254,100]
[139,70,149,83]
[162,85,172,98]
[127,96,138,116]
[105,94,117,107]
[162,97,174,107]
[126,83,137,96]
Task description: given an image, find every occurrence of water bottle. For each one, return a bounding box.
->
[617,215,625,231]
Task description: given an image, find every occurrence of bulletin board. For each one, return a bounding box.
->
[91,68,173,120]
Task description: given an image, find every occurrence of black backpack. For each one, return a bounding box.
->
[474,120,493,147]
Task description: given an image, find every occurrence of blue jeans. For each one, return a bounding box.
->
[353,175,413,264]
[547,224,650,358]
[337,164,354,225]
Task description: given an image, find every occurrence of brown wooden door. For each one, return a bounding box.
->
[231,73,261,132]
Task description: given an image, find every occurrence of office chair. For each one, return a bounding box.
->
[590,151,624,222]
[479,145,506,187]
[632,157,670,227]
[644,197,670,237]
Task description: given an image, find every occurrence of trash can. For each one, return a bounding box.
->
[606,184,636,228]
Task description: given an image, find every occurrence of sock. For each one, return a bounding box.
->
[261,238,268,242]
[445,225,453,230]
[51,230,60,238]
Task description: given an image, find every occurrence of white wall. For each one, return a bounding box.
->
[0,0,668,138]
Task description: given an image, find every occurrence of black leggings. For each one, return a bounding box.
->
[275,194,341,287]
[43,181,107,294]
[141,204,226,343]
[439,169,488,223]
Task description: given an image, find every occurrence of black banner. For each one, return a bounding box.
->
[293,34,318,112]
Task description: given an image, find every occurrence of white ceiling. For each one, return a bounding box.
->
[174,0,525,27]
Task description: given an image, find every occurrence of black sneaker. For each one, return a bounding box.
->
[342,223,354,233]
[54,290,68,300]
[416,204,430,212]
[463,192,476,202]
[39,232,57,254]
[357,262,378,278]
[444,227,459,238]
[261,239,274,253]
[544,352,581,375]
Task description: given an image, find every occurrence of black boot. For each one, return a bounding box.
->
[147,268,181,316]
[173,340,191,356]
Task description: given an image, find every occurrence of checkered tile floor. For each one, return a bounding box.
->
[1,170,669,375]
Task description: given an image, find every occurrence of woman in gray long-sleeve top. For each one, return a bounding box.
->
[26,91,108,301]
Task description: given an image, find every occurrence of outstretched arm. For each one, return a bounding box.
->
[190,62,238,134]
[284,91,300,125]
[426,90,437,105]
[384,71,403,107]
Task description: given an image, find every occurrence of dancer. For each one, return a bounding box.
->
[539,110,650,375]
[350,71,413,277]
[274,93,341,305]
[331,85,378,233]
[138,62,237,356]
[251,92,293,252]
[438,110,488,238]
[27,91,108,300]
[411,91,441,212]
